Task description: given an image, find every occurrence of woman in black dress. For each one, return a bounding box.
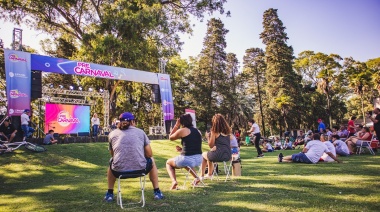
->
[200,114,232,180]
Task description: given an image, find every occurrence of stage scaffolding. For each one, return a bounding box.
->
[40,87,110,128]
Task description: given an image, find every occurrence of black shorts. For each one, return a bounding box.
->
[110,158,153,178]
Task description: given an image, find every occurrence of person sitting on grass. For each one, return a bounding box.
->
[104,112,164,202]
[0,118,17,143]
[283,137,293,150]
[345,127,372,154]
[167,114,203,190]
[320,134,337,162]
[43,130,58,145]
[262,140,274,152]
[278,133,342,164]
[293,130,305,149]
[332,135,350,156]
[274,137,282,150]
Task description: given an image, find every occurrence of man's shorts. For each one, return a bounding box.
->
[110,158,153,178]
[268,149,274,152]
[174,154,202,168]
[231,147,239,154]
[291,152,313,164]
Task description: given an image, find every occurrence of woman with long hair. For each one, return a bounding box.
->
[167,114,203,189]
[200,114,232,180]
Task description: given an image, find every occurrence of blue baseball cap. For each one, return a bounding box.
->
[24,109,30,113]
[119,112,135,121]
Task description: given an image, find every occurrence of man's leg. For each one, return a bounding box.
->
[282,155,293,162]
[149,158,164,200]
[107,167,117,190]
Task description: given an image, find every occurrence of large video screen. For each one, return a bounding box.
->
[45,103,90,134]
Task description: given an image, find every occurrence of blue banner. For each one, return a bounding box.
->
[31,54,159,84]
[158,73,175,121]
[5,50,31,116]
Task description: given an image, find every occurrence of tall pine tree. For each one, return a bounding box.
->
[260,8,302,131]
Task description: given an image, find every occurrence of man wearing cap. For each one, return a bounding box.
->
[21,109,33,140]
[0,119,17,143]
[104,112,164,202]
[317,119,326,133]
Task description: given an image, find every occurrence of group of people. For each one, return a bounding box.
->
[0,109,35,143]
[104,112,240,202]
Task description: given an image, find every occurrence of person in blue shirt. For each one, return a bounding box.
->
[317,119,326,133]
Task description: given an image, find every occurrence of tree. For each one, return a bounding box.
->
[243,48,266,136]
[188,18,228,129]
[260,8,302,132]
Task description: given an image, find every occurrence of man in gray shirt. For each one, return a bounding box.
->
[104,112,164,202]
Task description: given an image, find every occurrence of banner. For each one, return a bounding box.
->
[31,54,159,84]
[4,50,31,116]
[158,73,175,121]
[45,103,90,134]
[185,109,196,128]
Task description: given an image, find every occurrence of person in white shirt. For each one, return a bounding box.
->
[278,134,341,164]
[247,119,263,158]
[91,113,100,137]
[320,134,336,162]
[21,109,34,140]
[274,137,282,150]
[331,135,350,156]
[262,140,274,152]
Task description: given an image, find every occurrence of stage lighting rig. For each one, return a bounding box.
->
[59,85,64,89]
[78,87,83,91]
[69,85,74,90]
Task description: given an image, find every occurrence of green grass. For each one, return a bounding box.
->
[1,140,380,212]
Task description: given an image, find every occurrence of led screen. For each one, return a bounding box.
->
[45,103,90,134]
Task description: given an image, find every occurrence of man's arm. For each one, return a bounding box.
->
[301,147,309,153]
[144,144,153,158]
[108,142,114,157]
[327,152,342,163]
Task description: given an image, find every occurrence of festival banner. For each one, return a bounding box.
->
[45,103,90,134]
[31,54,159,84]
[4,50,31,116]
[158,73,175,121]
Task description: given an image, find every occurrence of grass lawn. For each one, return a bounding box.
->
[1,140,380,212]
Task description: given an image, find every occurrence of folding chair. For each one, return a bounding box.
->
[356,135,376,155]
[180,166,205,189]
[116,170,146,209]
[211,160,232,182]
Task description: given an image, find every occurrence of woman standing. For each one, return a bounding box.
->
[248,119,264,158]
[200,114,232,180]
[91,113,100,137]
[167,114,203,189]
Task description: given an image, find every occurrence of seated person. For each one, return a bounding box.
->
[273,137,282,150]
[283,137,293,150]
[43,130,58,145]
[345,127,372,154]
[293,131,305,148]
[325,128,333,140]
[167,114,203,190]
[320,134,337,162]
[332,135,350,156]
[200,114,232,180]
[234,129,241,147]
[278,134,341,164]
[337,126,349,139]
[0,118,17,143]
[104,112,164,202]
[230,132,240,159]
[262,140,274,152]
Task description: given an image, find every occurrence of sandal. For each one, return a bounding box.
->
[191,178,201,186]
[170,182,178,190]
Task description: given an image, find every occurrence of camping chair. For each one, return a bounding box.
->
[116,170,146,209]
[180,166,205,189]
[356,134,376,155]
[211,160,233,182]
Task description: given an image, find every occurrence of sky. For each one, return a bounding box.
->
[1,0,379,66]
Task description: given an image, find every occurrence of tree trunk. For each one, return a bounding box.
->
[360,93,365,125]
[256,67,265,137]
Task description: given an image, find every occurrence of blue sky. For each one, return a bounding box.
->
[1,0,379,65]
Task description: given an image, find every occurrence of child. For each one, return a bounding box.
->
[262,140,274,152]
[43,130,58,145]
[274,137,282,150]
[283,137,293,150]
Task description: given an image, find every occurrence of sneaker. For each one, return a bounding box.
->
[154,190,164,200]
[257,154,264,158]
[200,175,213,181]
[278,153,284,162]
[104,192,114,202]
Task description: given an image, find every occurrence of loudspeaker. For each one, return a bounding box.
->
[31,71,42,99]
[152,84,161,103]
[165,119,177,134]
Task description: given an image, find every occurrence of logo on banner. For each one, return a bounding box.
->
[8,72,27,78]
[57,111,80,127]
[74,62,115,78]
[160,76,168,81]
[8,54,27,62]
[160,88,169,92]
[9,109,14,114]
[163,100,171,106]
[164,112,172,117]
[9,90,28,98]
